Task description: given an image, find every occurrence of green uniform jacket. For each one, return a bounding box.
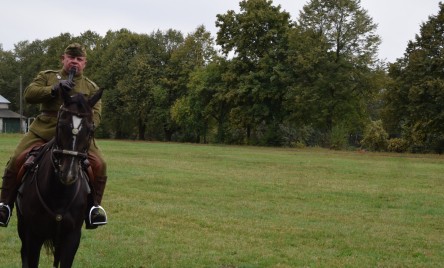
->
[24,69,102,141]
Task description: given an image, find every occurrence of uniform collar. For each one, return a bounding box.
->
[60,69,83,79]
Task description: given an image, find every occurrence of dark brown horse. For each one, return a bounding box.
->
[16,87,103,268]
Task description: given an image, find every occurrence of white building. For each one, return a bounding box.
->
[0,95,25,133]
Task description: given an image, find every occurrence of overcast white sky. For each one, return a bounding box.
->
[0,0,441,62]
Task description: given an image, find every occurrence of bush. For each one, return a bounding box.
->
[387,138,408,153]
[330,124,349,150]
[279,123,314,147]
[361,120,388,151]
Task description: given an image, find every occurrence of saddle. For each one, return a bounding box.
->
[16,139,94,184]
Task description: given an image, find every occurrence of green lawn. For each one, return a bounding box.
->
[0,134,444,267]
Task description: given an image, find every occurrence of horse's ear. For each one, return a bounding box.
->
[88,88,104,107]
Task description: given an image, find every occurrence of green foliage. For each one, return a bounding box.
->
[0,49,20,111]
[119,53,156,140]
[361,120,388,151]
[216,0,292,145]
[330,124,350,150]
[384,3,444,151]
[387,138,409,153]
[293,0,381,135]
[299,0,381,63]
[279,123,314,148]
[2,1,444,151]
[166,26,217,142]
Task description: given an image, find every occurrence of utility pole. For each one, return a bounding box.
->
[19,75,23,133]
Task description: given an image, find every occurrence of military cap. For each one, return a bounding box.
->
[64,43,87,57]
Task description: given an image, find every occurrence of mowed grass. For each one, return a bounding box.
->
[1,134,444,267]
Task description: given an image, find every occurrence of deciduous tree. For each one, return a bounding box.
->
[216,0,292,145]
[292,0,381,146]
[384,3,444,152]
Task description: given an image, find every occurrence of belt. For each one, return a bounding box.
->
[41,111,58,117]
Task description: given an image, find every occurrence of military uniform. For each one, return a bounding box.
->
[6,69,105,175]
[0,43,107,228]
[26,69,102,140]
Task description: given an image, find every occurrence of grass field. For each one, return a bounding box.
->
[0,134,444,267]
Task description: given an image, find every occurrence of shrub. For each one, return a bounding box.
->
[361,120,388,151]
[279,123,314,147]
[330,124,349,150]
[387,138,408,153]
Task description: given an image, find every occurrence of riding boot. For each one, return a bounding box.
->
[0,169,19,227]
[86,176,107,229]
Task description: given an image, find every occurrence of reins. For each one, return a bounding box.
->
[31,95,94,223]
[34,163,84,223]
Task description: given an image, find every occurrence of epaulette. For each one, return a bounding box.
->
[42,70,59,74]
[85,77,99,89]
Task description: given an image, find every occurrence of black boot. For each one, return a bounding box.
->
[0,169,19,227]
[86,176,107,229]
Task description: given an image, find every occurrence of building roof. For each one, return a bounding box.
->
[0,109,24,119]
[0,95,11,104]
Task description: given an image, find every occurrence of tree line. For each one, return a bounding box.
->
[1,0,444,153]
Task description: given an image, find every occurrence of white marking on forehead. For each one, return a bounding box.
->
[72,115,82,129]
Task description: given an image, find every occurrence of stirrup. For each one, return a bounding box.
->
[0,203,11,227]
[88,205,107,226]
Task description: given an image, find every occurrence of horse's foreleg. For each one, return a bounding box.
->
[18,224,28,267]
[59,230,81,268]
[20,245,29,268]
[53,246,61,268]
[17,212,28,267]
[20,236,44,268]
[18,221,44,268]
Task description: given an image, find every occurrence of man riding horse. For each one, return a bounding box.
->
[0,43,107,228]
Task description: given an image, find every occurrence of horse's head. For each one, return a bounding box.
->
[53,88,103,185]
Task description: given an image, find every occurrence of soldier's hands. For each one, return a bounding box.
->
[59,79,75,91]
[51,80,75,96]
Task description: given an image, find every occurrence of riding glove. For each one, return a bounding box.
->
[51,80,75,97]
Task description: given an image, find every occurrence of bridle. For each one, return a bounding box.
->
[31,104,93,224]
[52,104,94,184]
[31,92,98,224]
